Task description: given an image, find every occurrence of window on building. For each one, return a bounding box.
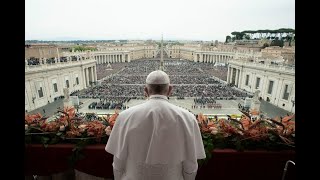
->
[53,83,58,92]
[255,77,261,89]
[35,82,44,98]
[76,77,79,85]
[66,80,69,88]
[282,84,290,100]
[245,75,249,86]
[38,87,43,98]
[268,80,274,94]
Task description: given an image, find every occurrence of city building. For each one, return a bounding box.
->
[227,59,295,113]
[25,41,295,113]
[25,51,96,112]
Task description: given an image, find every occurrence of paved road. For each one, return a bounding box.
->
[28,99,64,117]
[259,100,292,119]
[27,97,292,119]
[77,98,243,115]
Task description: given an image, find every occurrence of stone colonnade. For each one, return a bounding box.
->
[194,53,234,63]
[83,66,97,88]
[227,65,242,88]
[94,53,130,64]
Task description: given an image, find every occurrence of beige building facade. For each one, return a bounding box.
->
[95,44,157,63]
[25,44,60,59]
[167,44,262,64]
[261,46,295,64]
[25,41,295,112]
[227,60,295,113]
[25,53,96,112]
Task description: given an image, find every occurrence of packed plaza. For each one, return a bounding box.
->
[25,38,295,115]
[69,59,246,112]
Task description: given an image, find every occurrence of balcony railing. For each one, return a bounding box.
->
[229,60,295,74]
[25,58,96,73]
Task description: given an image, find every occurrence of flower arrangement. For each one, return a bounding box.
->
[25,106,295,156]
[196,110,295,161]
[25,106,118,145]
[101,109,119,136]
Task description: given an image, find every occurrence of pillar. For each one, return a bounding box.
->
[86,68,89,87]
[226,67,230,83]
[235,69,239,86]
[238,69,242,89]
[90,66,94,84]
[93,66,97,82]
[230,67,234,84]
[83,68,87,88]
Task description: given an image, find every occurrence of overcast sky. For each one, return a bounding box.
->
[25,0,295,41]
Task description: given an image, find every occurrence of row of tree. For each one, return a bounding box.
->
[70,46,98,52]
[225,28,295,43]
[25,40,124,43]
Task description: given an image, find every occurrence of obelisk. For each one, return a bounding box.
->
[159,34,164,71]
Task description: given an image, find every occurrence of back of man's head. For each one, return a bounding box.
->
[145,70,171,95]
[146,70,170,85]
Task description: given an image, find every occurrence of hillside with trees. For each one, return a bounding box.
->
[225,28,295,46]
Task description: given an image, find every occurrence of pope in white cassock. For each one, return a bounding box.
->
[105,70,206,180]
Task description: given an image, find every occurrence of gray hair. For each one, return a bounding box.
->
[146,84,169,95]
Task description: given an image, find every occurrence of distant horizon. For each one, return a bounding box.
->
[25,35,233,41]
[26,0,294,41]
[24,29,294,42]
[25,27,295,42]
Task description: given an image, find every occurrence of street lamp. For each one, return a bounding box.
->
[291,97,295,113]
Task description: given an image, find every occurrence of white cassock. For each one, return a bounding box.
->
[106,95,206,180]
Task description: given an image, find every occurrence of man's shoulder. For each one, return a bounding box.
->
[168,103,195,118]
[119,102,146,116]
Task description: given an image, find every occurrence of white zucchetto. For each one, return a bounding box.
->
[146,70,170,84]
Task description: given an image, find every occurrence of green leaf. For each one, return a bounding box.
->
[206,152,212,159]
[56,132,62,136]
[203,141,208,146]
[202,134,210,139]
[207,143,213,150]
[41,137,50,145]
[68,141,88,167]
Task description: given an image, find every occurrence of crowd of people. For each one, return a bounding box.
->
[76,85,144,98]
[26,58,40,65]
[194,97,216,104]
[102,75,221,84]
[96,62,129,80]
[26,56,84,66]
[87,97,132,110]
[192,97,223,109]
[171,84,247,98]
[74,59,247,99]
[74,84,247,99]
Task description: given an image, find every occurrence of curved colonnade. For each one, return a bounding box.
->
[24,48,266,112]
